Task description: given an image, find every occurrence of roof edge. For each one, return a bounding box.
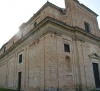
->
[19,1,64,30]
[74,0,98,16]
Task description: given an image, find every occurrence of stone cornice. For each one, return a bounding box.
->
[45,17,100,42]
[73,27,100,43]
[0,17,53,59]
[0,16,100,59]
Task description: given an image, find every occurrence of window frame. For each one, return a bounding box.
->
[19,54,22,63]
[84,22,90,33]
[64,44,70,52]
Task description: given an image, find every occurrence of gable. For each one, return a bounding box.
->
[88,53,100,60]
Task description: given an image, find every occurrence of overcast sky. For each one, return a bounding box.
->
[0,0,100,48]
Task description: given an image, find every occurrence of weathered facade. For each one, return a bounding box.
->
[0,0,100,91]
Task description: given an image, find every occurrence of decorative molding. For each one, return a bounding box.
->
[0,17,100,60]
[88,53,100,60]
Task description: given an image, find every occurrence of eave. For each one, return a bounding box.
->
[19,1,64,30]
[0,16,100,59]
[74,0,98,17]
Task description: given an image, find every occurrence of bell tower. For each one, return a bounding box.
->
[64,0,78,26]
[65,0,78,8]
[64,0,74,24]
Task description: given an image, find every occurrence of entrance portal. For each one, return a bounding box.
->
[18,72,22,90]
[92,63,100,88]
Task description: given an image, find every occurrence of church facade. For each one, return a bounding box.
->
[0,0,100,91]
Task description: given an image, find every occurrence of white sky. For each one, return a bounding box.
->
[0,0,100,48]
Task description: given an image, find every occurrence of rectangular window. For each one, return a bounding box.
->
[19,54,22,63]
[64,44,70,52]
[84,22,90,33]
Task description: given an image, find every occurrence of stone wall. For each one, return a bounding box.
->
[0,0,100,91]
[0,62,7,87]
[65,0,99,37]
[0,0,99,56]
[0,29,99,91]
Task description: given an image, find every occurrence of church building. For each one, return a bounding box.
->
[0,0,100,91]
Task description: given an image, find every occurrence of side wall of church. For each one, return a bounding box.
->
[0,29,99,91]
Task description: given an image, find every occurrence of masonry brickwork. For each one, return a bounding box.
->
[0,0,100,91]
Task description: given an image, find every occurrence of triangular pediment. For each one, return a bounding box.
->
[88,53,100,60]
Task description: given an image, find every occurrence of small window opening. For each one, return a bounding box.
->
[34,22,37,26]
[19,54,22,63]
[84,22,90,33]
[64,44,70,52]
